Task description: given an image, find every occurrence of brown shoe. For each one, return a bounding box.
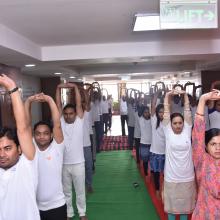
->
[80,216,88,220]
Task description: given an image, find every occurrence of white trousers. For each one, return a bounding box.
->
[62,163,86,217]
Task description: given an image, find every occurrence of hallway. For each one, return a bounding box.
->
[76,151,159,220]
[106,115,128,136]
[0,1,219,220]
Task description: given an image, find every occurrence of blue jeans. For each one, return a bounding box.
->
[140,144,151,162]
[140,144,151,176]
[150,153,165,172]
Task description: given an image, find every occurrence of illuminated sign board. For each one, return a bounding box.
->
[160,0,218,29]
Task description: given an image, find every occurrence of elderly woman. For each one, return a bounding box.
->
[192,90,220,220]
[162,89,196,220]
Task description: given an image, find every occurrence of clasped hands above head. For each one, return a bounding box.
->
[166,89,186,96]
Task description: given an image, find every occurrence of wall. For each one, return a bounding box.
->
[41,77,60,122]
[20,74,42,127]
[0,64,41,127]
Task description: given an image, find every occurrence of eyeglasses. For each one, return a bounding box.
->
[209,142,220,148]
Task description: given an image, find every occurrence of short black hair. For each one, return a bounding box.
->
[34,121,53,133]
[170,113,184,122]
[0,127,19,147]
[205,128,220,146]
[139,105,150,117]
[63,103,76,112]
[156,104,164,129]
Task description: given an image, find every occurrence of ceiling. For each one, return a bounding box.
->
[0,0,220,82]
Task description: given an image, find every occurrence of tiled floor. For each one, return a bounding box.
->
[107,115,128,136]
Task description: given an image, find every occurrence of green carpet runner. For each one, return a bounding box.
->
[73,151,159,220]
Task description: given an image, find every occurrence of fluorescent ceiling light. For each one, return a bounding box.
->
[140,56,154,61]
[54,72,62,75]
[120,76,131,81]
[69,76,76,79]
[133,14,160,31]
[25,64,36,67]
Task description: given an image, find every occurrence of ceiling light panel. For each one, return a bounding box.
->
[133,14,160,31]
[25,64,36,67]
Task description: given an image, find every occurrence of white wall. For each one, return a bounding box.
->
[20,73,42,127]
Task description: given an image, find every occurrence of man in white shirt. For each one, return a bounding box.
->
[107,95,113,130]
[82,89,94,193]
[127,98,135,149]
[0,74,40,220]
[25,93,66,220]
[56,83,87,220]
[101,95,109,134]
[120,96,128,136]
[91,91,102,153]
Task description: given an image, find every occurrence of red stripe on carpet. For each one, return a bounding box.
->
[132,149,193,220]
[131,149,167,220]
[100,135,129,151]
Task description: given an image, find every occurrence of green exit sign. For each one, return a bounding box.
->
[160,0,218,29]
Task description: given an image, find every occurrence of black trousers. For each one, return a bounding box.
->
[128,126,134,149]
[40,204,67,220]
[134,138,140,164]
[153,171,160,191]
[107,108,112,129]
[103,113,109,134]
[120,114,128,136]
